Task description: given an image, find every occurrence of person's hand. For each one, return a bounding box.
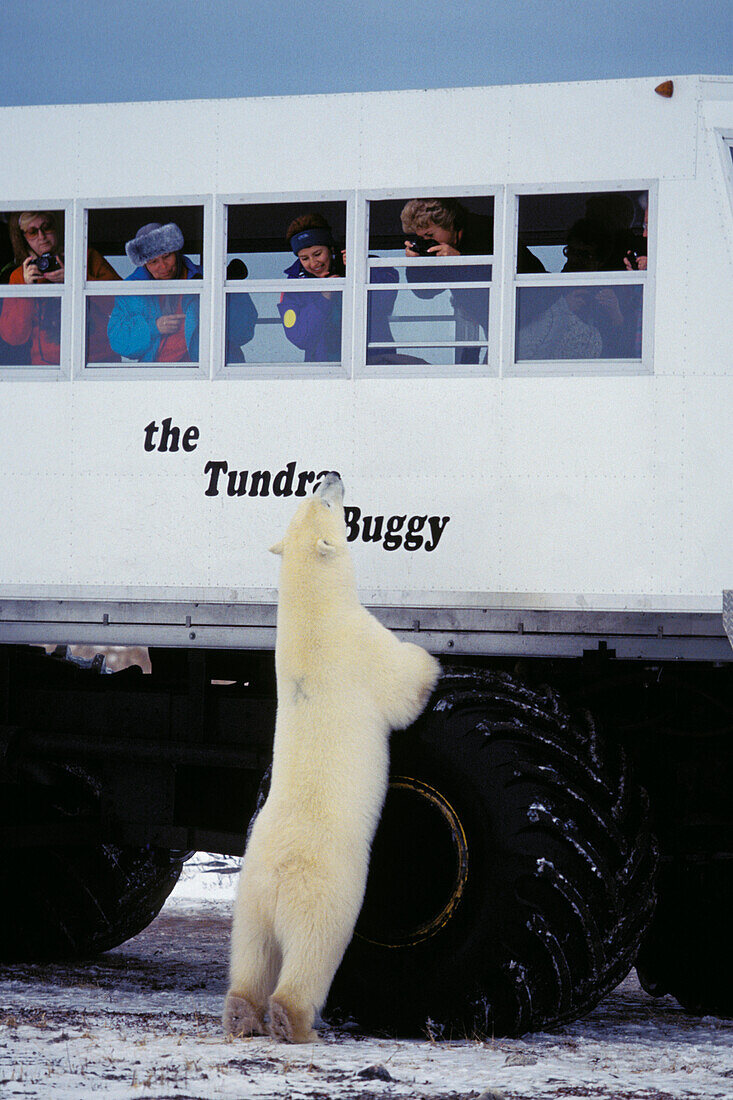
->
[21,256,44,284]
[594,288,624,327]
[156,313,184,335]
[624,254,647,271]
[321,273,340,299]
[427,242,461,257]
[404,240,419,257]
[44,256,65,284]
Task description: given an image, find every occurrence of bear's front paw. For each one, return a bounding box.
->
[223,991,267,1037]
[268,995,318,1043]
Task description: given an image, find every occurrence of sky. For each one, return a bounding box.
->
[0,0,731,107]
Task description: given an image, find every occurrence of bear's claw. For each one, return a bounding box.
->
[223,992,266,1037]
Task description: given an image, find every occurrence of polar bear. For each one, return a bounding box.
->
[223,472,441,1043]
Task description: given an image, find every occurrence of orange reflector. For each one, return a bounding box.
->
[655,80,674,98]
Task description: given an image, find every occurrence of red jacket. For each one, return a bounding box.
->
[0,249,118,365]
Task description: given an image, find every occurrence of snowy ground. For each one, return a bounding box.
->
[1,854,732,1099]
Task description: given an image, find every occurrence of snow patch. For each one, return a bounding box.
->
[1,854,732,1099]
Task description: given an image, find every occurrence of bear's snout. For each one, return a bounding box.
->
[316,471,344,507]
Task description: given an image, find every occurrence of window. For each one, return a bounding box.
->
[223,199,347,373]
[0,209,67,372]
[83,205,204,370]
[513,190,648,370]
[0,187,657,380]
[365,196,495,370]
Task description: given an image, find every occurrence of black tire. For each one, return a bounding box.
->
[636,859,733,1016]
[0,763,187,960]
[328,667,657,1037]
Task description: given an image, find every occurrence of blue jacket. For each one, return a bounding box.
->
[278,258,398,362]
[108,256,202,362]
[277,258,341,362]
[107,257,258,363]
[226,291,259,363]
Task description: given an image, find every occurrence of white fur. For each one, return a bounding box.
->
[224,474,440,1042]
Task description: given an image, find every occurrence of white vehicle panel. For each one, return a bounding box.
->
[0,75,730,649]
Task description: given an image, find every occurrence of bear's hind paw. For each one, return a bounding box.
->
[223,991,266,1037]
[267,995,318,1043]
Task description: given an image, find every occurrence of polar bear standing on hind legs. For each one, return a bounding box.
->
[223,472,441,1043]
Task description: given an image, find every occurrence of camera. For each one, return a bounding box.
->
[623,236,647,270]
[406,235,440,256]
[34,252,60,274]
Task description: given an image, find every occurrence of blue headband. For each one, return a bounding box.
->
[290,228,333,255]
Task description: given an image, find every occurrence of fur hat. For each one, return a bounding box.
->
[126,222,184,267]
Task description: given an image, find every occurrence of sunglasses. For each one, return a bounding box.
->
[23,221,55,239]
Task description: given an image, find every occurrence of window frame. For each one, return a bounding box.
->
[0,199,72,382]
[215,190,353,380]
[716,130,733,222]
[502,180,657,378]
[78,194,211,381]
[357,188,502,379]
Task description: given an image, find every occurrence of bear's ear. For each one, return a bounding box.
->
[269,540,284,556]
[317,537,337,557]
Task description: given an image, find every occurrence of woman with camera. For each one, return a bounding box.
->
[401,197,545,364]
[0,211,118,365]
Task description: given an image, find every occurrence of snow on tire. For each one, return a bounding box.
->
[329,667,658,1038]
